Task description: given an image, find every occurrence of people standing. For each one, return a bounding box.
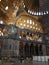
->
[30,43,34,60]
[35,44,39,56]
[24,43,29,58]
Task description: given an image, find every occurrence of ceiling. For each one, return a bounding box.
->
[0,0,23,21]
[0,0,49,34]
[16,15,43,33]
[24,0,49,11]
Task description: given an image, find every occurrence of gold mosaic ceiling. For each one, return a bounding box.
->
[16,15,43,33]
[0,0,47,33]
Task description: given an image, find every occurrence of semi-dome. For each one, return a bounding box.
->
[16,15,43,33]
[23,0,49,15]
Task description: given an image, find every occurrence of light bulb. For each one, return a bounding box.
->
[24,24,26,26]
[5,6,8,10]
[27,20,29,23]
[30,26,32,28]
[0,0,1,2]
[20,23,22,26]
[27,25,29,27]
[0,20,3,24]
[30,20,32,24]
[33,21,34,25]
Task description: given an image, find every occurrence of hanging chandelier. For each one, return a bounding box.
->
[22,0,49,16]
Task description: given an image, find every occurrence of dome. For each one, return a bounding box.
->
[23,0,49,15]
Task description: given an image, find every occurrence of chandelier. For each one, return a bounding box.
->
[22,0,49,16]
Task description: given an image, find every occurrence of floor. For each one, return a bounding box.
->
[0,58,48,65]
